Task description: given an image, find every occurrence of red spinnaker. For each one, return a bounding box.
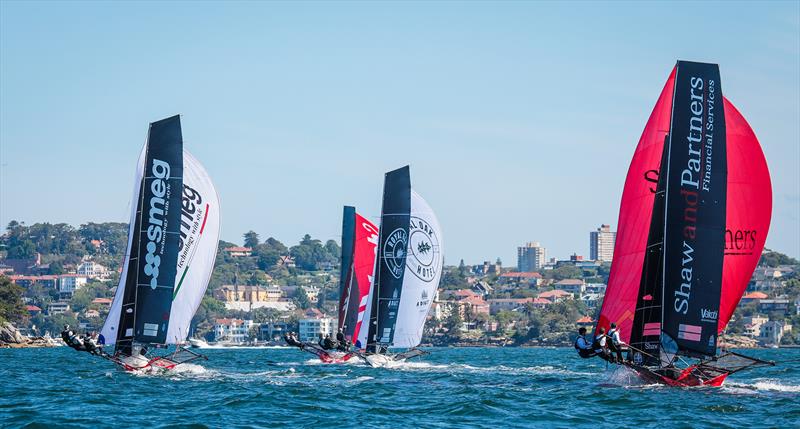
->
[596,68,676,342]
[719,99,771,332]
[351,213,379,342]
[597,67,771,341]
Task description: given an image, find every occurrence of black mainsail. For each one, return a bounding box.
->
[338,205,358,337]
[117,116,184,352]
[366,166,411,352]
[659,61,727,360]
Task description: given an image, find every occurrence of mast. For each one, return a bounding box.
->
[338,206,356,333]
[366,166,411,353]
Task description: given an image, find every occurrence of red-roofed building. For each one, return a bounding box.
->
[498,272,542,287]
[741,291,768,303]
[457,295,490,317]
[487,297,551,314]
[554,279,585,294]
[576,316,594,327]
[26,305,42,315]
[91,298,113,308]
[537,289,572,302]
[224,246,252,257]
[8,275,59,289]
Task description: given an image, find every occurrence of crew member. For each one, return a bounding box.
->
[336,329,349,352]
[322,334,337,350]
[61,325,73,345]
[284,332,304,348]
[83,332,102,355]
[574,327,596,358]
[594,327,611,361]
[607,323,624,363]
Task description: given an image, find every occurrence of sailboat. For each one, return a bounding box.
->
[97,115,221,371]
[363,166,443,367]
[594,61,774,386]
[285,206,379,363]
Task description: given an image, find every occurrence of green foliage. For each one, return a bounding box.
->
[37,312,79,336]
[294,286,311,309]
[289,234,337,271]
[243,231,260,248]
[440,267,469,290]
[247,270,270,286]
[69,282,112,314]
[444,306,463,335]
[543,265,583,280]
[0,275,26,323]
[253,237,288,270]
[759,250,800,267]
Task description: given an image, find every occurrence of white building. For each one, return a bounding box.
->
[590,224,616,262]
[585,283,607,294]
[759,320,793,345]
[76,261,109,279]
[301,285,321,302]
[58,275,88,294]
[298,317,334,342]
[224,300,296,312]
[517,242,547,271]
[47,301,71,315]
[214,318,254,343]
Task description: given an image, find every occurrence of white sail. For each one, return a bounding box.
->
[100,147,146,345]
[166,151,220,344]
[390,190,443,348]
[100,148,220,346]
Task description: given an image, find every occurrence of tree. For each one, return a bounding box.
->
[7,239,35,259]
[247,270,269,286]
[0,276,26,323]
[243,231,260,248]
[290,234,331,271]
[445,306,463,335]
[324,240,341,264]
[294,286,311,309]
[69,282,111,314]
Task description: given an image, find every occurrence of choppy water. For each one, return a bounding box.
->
[1,347,798,428]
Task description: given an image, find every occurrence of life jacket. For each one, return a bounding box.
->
[574,336,594,359]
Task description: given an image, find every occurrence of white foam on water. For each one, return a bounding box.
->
[724,379,800,394]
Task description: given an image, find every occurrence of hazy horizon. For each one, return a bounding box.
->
[1,2,798,265]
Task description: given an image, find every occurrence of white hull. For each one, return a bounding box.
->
[365,354,393,368]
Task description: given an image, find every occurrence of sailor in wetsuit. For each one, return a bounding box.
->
[284,332,304,348]
[594,327,613,362]
[322,334,337,350]
[82,332,102,356]
[607,323,625,363]
[335,329,350,352]
[574,327,596,358]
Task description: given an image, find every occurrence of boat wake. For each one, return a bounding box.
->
[722,379,800,394]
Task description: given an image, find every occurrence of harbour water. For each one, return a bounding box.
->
[1,347,798,428]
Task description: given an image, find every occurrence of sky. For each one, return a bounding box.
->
[1,1,798,266]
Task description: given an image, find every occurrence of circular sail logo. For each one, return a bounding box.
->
[406,217,439,282]
[383,228,408,279]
